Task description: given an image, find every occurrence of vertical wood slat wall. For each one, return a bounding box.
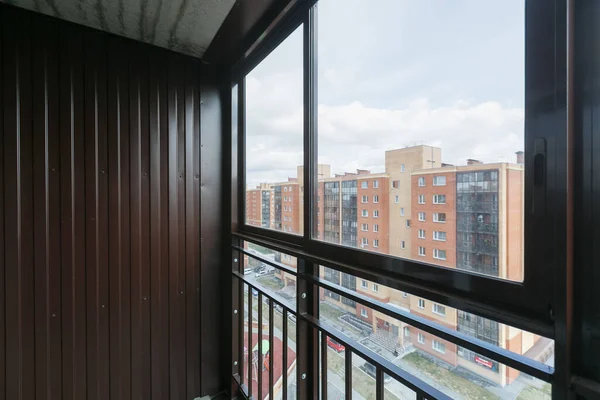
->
[0,4,217,399]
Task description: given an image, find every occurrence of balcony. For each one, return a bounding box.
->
[0,0,597,399]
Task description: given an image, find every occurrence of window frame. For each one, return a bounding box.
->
[433,194,446,204]
[418,333,425,344]
[232,0,565,342]
[432,340,446,354]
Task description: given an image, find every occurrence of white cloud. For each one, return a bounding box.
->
[244,0,525,187]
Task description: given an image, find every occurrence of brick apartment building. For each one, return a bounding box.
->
[246,146,551,387]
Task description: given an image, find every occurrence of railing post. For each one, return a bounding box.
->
[231,237,242,395]
[297,259,319,399]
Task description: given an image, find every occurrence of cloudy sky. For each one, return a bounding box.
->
[245,0,524,187]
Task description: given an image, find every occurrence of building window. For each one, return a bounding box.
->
[418,299,426,308]
[433,304,446,316]
[418,194,425,204]
[418,229,426,239]
[401,164,405,173]
[404,327,410,337]
[418,177,425,187]
[401,240,406,249]
[418,246,426,256]
[289,206,293,211]
[418,212,426,221]
[372,284,379,292]
[361,181,368,189]
[392,180,400,188]
[433,176,447,186]
[361,223,369,231]
[434,249,447,260]
[362,237,369,246]
[433,194,446,204]
[394,195,399,203]
[284,206,288,211]
[405,219,411,228]
[433,340,446,354]
[361,195,368,203]
[284,187,288,192]
[433,231,447,241]
[373,195,379,203]
[373,210,379,218]
[403,292,408,298]
[362,209,368,217]
[433,212,446,223]
[373,180,379,188]
[374,239,379,248]
[400,207,405,217]
[361,308,368,318]
[361,280,368,288]
[418,333,425,344]
[373,224,379,232]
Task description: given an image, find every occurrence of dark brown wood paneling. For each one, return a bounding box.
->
[0,4,222,399]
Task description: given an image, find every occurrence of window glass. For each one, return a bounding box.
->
[317,267,553,400]
[245,25,303,235]
[311,0,525,284]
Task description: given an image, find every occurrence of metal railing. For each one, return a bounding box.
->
[230,234,554,400]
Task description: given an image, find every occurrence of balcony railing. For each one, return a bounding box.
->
[230,234,554,400]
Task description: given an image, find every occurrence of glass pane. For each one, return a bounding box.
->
[353,354,376,399]
[314,0,525,282]
[326,335,346,399]
[243,241,297,308]
[317,269,553,399]
[245,25,304,236]
[385,376,416,400]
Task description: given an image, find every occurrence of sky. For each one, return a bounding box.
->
[245,0,525,187]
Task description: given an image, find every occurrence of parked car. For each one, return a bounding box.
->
[361,362,392,383]
[255,270,269,278]
[326,337,345,352]
[244,268,252,275]
[273,303,283,313]
[288,314,297,323]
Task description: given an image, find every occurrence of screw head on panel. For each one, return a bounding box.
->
[234,309,238,314]
[301,373,307,380]
[234,361,238,366]
[234,258,238,263]
[301,293,307,299]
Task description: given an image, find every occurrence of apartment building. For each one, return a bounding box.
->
[407,160,531,386]
[386,146,442,259]
[246,149,543,387]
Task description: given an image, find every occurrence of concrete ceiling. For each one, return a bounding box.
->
[2,0,236,58]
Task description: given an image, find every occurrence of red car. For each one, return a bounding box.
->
[327,337,345,352]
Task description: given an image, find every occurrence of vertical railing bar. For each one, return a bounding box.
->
[239,277,245,385]
[269,298,274,400]
[321,331,328,400]
[258,292,263,400]
[248,287,253,397]
[283,308,289,400]
[376,366,384,400]
[345,351,352,400]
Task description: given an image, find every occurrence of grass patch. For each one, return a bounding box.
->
[256,276,284,291]
[327,349,401,400]
[516,383,551,400]
[320,302,347,322]
[403,352,499,400]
